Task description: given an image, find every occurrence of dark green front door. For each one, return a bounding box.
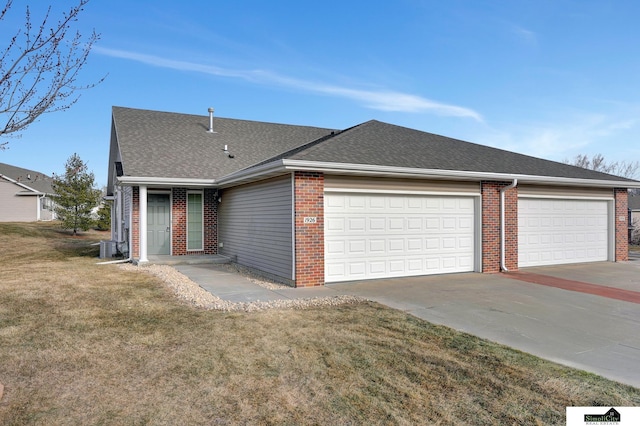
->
[148,194,170,255]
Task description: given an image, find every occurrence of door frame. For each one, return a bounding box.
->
[323,189,481,283]
[148,190,172,256]
[517,195,614,267]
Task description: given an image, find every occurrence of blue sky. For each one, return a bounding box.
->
[1,0,640,187]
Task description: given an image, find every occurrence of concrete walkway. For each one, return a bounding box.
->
[174,260,640,388]
[173,264,342,303]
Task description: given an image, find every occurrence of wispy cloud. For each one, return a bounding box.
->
[512,25,537,46]
[477,113,639,162]
[94,46,483,121]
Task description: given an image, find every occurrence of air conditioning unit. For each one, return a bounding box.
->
[100,240,117,258]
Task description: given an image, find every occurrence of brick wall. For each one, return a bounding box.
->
[172,188,218,256]
[615,188,629,261]
[172,188,187,255]
[204,188,218,255]
[132,186,140,259]
[294,171,324,287]
[482,181,518,273]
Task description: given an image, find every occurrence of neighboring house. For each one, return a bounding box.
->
[107,106,640,287]
[630,194,640,244]
[0,162,56,222]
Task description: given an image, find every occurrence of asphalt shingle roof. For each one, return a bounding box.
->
[283,120,635,182]
[112,108,637,184]
[0,162,54,194]
[112,107,336,180]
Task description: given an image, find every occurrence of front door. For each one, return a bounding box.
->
[148,194,171,255]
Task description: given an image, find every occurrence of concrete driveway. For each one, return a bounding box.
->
[329,260,640,388]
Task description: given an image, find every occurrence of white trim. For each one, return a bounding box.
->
[322,187,482,273]
[118,162,640,191]
[217,159,640,189]
[323,192,482,282]
[518,194,615,200]
[139,185,148,263]
[290,172,296,281]
[324,188,481,197]
[517,197,613,266]
[149,190,172,254]
[118,176,216,187]
[0,173,43,193]
[186,190,204,252]
[520,188,619,266]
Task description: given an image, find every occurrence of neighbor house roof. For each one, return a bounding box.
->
[109,107,640,190]
[0,162,54,194]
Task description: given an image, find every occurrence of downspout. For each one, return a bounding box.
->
[96,256,131,265]
[500,179,518,272]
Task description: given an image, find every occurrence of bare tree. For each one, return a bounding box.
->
[0,0,102,148]
[564,153,640,179]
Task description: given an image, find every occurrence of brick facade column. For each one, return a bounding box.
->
[614,188,629,262]
[481,181,518,273]
[294,171,324,287]
[172,188,187,255]
[132,186,140,260]
[204,188,218,255]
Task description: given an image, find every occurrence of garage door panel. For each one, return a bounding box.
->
[326,240,345,255]
[325,193,476,282]
[518,198,609,268]
[326,217,345,232]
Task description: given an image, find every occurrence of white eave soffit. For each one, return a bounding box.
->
[215,159,640,189]
[116,176,217,187]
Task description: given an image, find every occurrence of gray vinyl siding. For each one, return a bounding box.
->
[219,175,293,282]
[0,180,37,221]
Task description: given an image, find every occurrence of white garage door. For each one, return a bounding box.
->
[324,193,476,283]
[518,198,610,268]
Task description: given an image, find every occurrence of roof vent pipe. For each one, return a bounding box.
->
[207,107,215,133]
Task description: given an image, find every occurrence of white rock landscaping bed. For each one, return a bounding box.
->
[118,263,363,312]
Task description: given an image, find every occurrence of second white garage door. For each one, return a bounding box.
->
[518,198,610,268]
[324,193,476,283]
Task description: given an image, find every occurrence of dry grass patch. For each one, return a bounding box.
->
[0,222,639,425]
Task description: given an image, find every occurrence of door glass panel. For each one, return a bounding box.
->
[187,193,203,251]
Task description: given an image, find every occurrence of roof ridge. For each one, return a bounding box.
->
[239,129,341,170]
[0,162,53,179]
[231,120,377,172]
[112,105,335,132]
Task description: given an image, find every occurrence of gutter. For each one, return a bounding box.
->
[216,159,640,189]
[0,173,42,193]
[500,179,518,272]
[116,176,216,187]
